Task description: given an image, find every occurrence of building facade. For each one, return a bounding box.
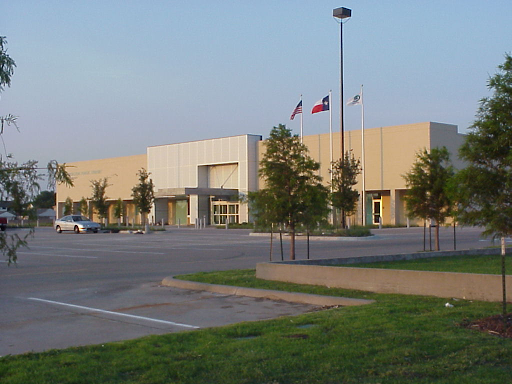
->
[56,122,465,226]
[147,134,262,225]
[293,122,465,226]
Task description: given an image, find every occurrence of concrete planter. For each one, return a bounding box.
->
[256,248,511,302]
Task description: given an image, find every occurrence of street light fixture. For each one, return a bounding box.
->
[333,7,351,158]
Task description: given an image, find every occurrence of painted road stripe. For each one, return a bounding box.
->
[31,246,166,255]
[17,252,98,259]
[27,297,200,329]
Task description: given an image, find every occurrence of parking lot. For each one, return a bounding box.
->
[0,225,491,355]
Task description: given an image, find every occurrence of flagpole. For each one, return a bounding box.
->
[361,84,366,226]
[329,90,334,225]
[329,90,333,173]
[300,94,303,143]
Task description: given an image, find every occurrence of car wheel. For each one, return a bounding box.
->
[74,226,80,234]
[56,225,62,233]
[93,229,98,233]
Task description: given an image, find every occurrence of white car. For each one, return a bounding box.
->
[55,215,101,234]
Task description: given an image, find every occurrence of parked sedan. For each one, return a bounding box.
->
[55,215,101,234]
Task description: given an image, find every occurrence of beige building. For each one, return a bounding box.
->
[294,122,465,226]
[56,122,465,226]
[56,154,147,224]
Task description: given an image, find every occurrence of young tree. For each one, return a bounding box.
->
[301,182,330,258]
[330,151,361,228]
[454,54,512,316]
[63,197,73,215]
[251,124,329,260]
[113,198,124,225]
[403,147,454,251]
[132,168,155,226]
[90,178,110,224]
[79,197,88,216]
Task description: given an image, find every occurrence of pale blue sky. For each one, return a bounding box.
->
[2,1,511,168]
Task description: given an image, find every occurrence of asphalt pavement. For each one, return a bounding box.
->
[0,225,493,355]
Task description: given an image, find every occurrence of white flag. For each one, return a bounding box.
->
[346,94,362,106]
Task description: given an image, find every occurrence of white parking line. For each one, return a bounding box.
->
[17,252,98,259]
[30,246,166,255]
[27,297,200,329]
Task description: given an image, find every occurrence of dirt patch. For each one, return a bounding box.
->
[460,313,512,338]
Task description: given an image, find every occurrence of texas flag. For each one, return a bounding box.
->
[311,95,329,114]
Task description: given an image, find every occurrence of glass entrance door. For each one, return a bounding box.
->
[373,199,381,225]
[211,201,239,225]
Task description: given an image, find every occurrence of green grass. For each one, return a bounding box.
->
[351,254,512,275]
[1,269,511,383]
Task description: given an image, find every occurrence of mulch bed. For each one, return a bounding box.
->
[461,313,512,338]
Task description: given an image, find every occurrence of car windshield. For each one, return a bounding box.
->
[71,215,90,222]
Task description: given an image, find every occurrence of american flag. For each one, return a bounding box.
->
[290,100,302,120]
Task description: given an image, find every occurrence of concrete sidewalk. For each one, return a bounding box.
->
[161,277,375,307]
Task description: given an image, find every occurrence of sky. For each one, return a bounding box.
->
[1,0,511,171]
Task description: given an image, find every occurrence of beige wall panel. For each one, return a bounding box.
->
[57,154,147,207]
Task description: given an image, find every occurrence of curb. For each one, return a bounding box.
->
[161,277,375,307]
[248,233,376,241]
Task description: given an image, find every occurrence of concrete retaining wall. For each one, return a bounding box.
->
[256,249,511,302]
[162,277,374,307]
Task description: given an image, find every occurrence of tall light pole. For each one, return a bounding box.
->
[333,7,351,158]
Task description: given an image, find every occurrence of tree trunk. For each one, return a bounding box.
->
[307,229,310,260]
[279,226,283,261]
[501,236,507,317]
[269,224,273,261]
[435,221,440,251]
[290,229,295,260]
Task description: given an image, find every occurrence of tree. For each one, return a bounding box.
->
[113,198,124,225]
[79,197,88,216]
[330,151,361,228]
[1,36,73,265]
[33,191,56,209]
[1,36,18,135]
[403,147,454,251]
[131,169,154,226]
[90,178,110,223]
[63,197,73,215]
[454,54,512,316]
[0,36,15,92]
[301,182,330,259]
[251,124,329,260]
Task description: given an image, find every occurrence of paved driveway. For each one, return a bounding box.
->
[0,226,491,355]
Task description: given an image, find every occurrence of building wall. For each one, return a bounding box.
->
[257,122,465,226]
[55,122,464,227]
[56,154,147,222]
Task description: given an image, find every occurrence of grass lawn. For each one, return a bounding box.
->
[1,269,511,383]
[351,254,512,274]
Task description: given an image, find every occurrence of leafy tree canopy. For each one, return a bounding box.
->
[1,36,73,265]
[455,54,512,238]
[251,124,329,259]
[330,151,361,226]
[454,53,512,316]
[90,178,110,220]
[403,146,454,251]
[32,190,56,209]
